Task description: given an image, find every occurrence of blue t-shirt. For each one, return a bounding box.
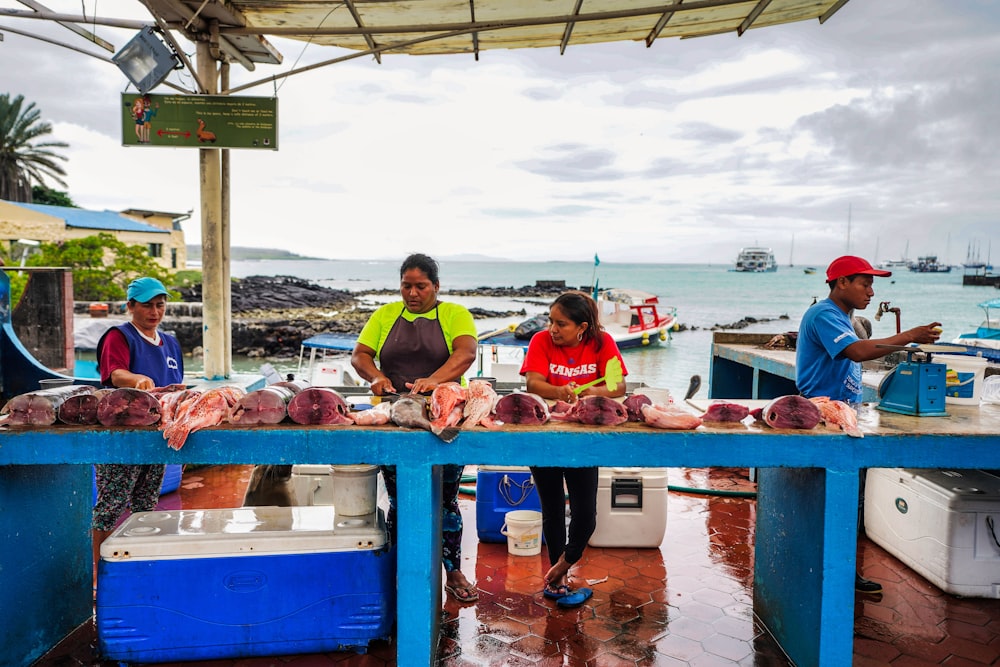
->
[795,298,862,402]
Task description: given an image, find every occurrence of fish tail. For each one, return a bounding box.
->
[432,426,460,443]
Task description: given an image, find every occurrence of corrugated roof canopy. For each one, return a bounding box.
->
[145,0,850,65]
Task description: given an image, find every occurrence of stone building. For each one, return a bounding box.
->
[0,199,189,270]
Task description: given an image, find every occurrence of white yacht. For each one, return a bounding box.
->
[732,247,778,273]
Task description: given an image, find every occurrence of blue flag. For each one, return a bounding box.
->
[594,253,600,267]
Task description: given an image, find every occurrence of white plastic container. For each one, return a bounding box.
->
[500,509,543,556]
[864,468,1000,598]
[331,464,378,516]
[290,464,335,506]
[936,353,987,405]
[589,467,668,548]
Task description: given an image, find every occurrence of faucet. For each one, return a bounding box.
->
[874,301,901,334]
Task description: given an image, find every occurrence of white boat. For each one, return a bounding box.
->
[731,247,777,273]
[908,255,952,273]
[951,299,1000,362]
[295,333,366,386]
[596,288,678,349]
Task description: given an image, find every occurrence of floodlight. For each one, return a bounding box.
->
[112,27,179,94]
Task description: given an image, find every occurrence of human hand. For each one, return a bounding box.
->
[133,376,154,391]
[407,378,437,395]
[561,383,578,403]
[911,322,943,345]
[370,376,396,396]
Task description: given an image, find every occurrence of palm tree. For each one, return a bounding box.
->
[0,93,69,202]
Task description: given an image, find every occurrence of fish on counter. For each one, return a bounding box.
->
[58,388,113,425]
[700,402,751,423]
[757,395,822,430]
[622,393,652,422]
[641,402,703,430]
[97,387,163,427]
[550,395,629,426]
[1,385,95,426]
[162,386,245,450]
[493,392,550,425]
[352,401,392,425]
[462,379,501,430]
[231,381,308,425]
[390,393,457,440]
[808,396,863,438]
[286,387,354,426]
[429,382,466,441]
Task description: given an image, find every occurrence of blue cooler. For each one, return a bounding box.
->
[476,466,542,543]
[97,505,393,662]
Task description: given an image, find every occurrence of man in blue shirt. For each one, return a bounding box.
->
[796,255,942,593]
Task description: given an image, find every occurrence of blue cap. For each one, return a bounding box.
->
[127,277,169,303]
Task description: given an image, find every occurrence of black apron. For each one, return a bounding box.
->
[378,304,451,390]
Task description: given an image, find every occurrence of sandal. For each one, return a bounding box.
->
[543,584,571,600]
[445,584,480,603]
[556,587,592,608]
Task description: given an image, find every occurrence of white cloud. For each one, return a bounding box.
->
[2,0,999,266]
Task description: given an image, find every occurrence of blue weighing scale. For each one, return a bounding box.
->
[876,344,966,417]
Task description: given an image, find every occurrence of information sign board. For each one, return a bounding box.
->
[121,93,278,150]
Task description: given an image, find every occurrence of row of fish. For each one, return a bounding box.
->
[0,380,862,448]
[700,394,863,438]
[0,382,249,450]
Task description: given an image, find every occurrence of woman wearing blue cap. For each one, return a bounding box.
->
[91,277,184,590]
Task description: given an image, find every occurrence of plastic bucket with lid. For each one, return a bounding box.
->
[500,509,543,556]
[937,354,987,405]
[330,464,378,516]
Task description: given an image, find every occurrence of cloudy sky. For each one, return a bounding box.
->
[2,1,999,266]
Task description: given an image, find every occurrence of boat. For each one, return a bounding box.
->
[908,255,952,273]
[951,298,1000,362]
[731,247,777,273]
[295,332,365,386]
[480,288,678,351]
[803,267,817,275]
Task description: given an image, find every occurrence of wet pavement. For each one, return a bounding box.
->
[35,465,1000,666]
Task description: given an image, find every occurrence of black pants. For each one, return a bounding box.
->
[530,466,598,568]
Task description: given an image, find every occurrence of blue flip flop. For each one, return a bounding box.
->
[556,587,592,608]
[543,584,571,600]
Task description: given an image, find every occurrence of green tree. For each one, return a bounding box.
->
[31,185,77,207]
[27,233,175,301]
[0,93,69,202]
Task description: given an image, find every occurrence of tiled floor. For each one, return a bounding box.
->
[36,466,1000,666]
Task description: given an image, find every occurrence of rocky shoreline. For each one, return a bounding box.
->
[77,275,788,360]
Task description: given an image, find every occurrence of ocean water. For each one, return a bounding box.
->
[228,259,996,398]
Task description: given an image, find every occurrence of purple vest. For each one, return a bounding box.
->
[98,323,184,387]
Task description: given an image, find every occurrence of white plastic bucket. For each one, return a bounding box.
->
[500,509,543,556]
[937,354,987,405]
[330,464,378,516]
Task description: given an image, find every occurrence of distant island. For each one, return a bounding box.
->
[186,247,511,262]
[186,245,321,261]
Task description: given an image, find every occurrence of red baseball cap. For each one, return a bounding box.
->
[825,255,892,281]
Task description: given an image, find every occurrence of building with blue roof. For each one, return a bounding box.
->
[0,199,189,269]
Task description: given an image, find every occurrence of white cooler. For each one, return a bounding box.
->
[589,467,668,548]
[864,468,1000,598]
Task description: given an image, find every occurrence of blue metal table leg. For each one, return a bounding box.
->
[755,467,858,667]
[394,463,443,665]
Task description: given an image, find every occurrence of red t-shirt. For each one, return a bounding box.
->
[98,327,134,385]
[520,330,627,387]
